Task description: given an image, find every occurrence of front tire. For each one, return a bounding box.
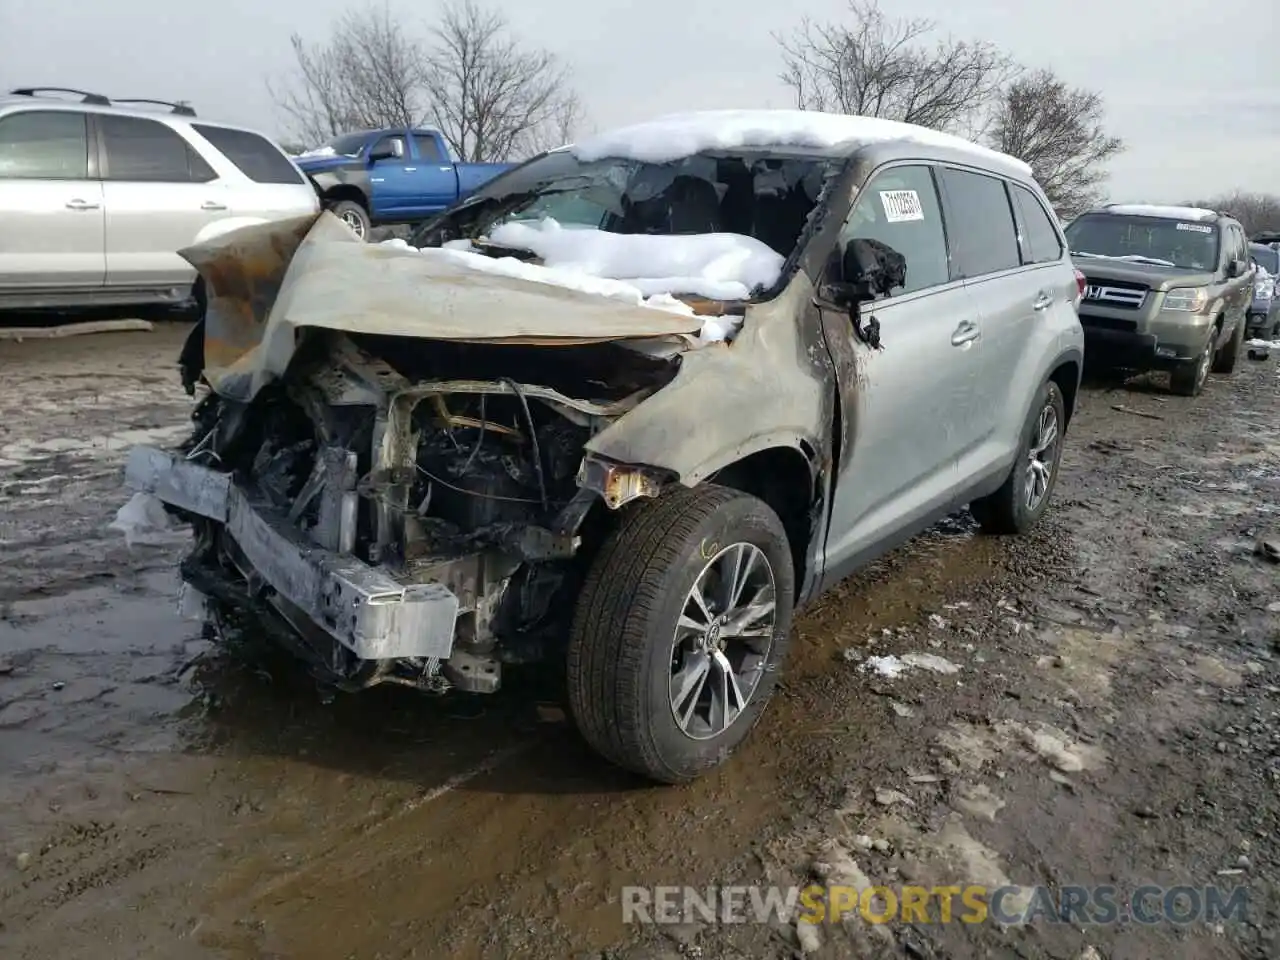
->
[971,380,1066,536]
[329,200,370,241]
[1212,317,1245,374]
[567,485,795,784]
[1170,331,1213,396]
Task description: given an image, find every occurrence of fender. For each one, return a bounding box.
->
[193,216,272,245]
[309,166,373,209]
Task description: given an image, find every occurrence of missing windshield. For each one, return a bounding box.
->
[1065,214,1220,271]
[410,149,841,292]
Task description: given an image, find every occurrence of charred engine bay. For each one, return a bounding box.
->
[177,333,681,689]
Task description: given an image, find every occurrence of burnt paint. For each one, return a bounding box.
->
[309,166,373,210]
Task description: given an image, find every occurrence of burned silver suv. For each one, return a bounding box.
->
[123,111,1083,784]
[1065,204,1254,396]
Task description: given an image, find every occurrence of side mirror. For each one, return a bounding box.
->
[369,138,405,163]
[828,238,906,303]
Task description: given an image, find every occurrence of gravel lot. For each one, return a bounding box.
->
[1,322,1277,960]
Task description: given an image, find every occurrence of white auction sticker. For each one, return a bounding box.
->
[1175,222,1212,233]
[880,189,924,223]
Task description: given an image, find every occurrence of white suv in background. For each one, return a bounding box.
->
[0,87,319,313]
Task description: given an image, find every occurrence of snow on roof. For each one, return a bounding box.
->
[487,218,783,301]
[1103,204,1218,221]
[569,109,1032,174]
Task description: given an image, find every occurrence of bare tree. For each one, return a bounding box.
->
[268,3,428,147]
[420,0,583,162]
[989,69,1123,219]
[1187,191,1280,237]
[774,0,1016,136]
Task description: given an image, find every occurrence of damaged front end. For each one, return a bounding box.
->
[129,213,690,694]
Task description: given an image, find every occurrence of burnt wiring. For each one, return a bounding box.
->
[500,377,550,514]
[459,393,488,476]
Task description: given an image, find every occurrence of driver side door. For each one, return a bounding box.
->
[818,163,988,574]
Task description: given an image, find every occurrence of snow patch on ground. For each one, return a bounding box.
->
[862,653,962,678]
[380,236,746,344]
[487,218,784,300]
[570,109,1030,173]
[108,492,177,547]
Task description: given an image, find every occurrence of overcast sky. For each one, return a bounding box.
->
[2,0,1275,201]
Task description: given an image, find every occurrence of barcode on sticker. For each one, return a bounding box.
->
[1176,222,1212,233]
[880,190,924,223]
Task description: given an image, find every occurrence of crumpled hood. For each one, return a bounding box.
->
[182,212,705,402]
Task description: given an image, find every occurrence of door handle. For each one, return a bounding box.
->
[951,322,981,346]
[65,199,100,210]
[1033,291,1053,311]
[403,167,417,172]
[438,166,452,172]
[201,201,227,211]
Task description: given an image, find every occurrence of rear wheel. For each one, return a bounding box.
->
[1170,333,1213,396]
[567,485,795,784]
[1211,317,1245,374]
[971,380,1066,535]
[329,200,370,240]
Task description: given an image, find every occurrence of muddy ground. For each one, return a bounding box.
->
[0,323,1277,960]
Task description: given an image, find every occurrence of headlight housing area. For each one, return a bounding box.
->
[1256,277,1276,300]
[1162,287,1209,312]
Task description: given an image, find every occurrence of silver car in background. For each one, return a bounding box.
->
[0,86,319,313]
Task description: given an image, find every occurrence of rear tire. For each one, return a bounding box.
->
[1170,332,1213,396]
[329,200,370,241]
[567,485,795,784]
[971,380,1066,536]
[1212,317,1244,374]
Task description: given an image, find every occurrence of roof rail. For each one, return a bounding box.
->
[114,98,196,117]
[10,86,111,106]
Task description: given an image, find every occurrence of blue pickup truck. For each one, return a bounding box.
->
[292,127,516,239]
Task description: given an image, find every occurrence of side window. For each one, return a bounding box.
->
[1010,184,1063,264]
[938,168,1021,279]
[100,115,215,183]
[191,124,305,184]
[370,135,404,162]
[412,134,444,162]
[0,111,89,180]
[837,164,949,297]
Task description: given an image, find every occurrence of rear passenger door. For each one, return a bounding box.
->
[821,163,988,569]
[189,124,318,220]
[98,114,230,288]
[0,109,105,289]
[937,167,1049,469]
[408,133,460,216]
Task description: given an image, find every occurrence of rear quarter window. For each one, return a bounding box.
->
[1010,183,1063,264]
[939,168,1021,279]
[192,124,306,185]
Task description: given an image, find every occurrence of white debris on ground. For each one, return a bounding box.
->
[1246,338,1280,349]
[569,109,1030,172]
[379,238,744,344]
[861,653,963,678]
[107,492,175,547]
[487,218,784,301]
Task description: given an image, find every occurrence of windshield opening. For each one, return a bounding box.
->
[410,148,841,291]
[1065,214,1219,271]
